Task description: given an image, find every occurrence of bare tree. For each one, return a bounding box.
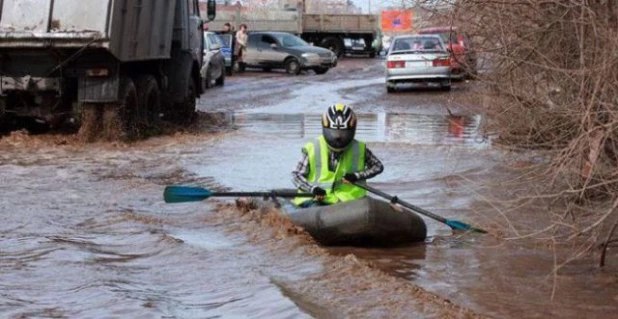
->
[397,0,618,267]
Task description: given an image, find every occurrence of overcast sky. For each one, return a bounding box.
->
[351,0,405,14]
[353,0,376,13]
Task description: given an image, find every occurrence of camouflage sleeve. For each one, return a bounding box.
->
[356,147,384,180]
[291,149,314,192]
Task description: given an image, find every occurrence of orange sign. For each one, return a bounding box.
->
[381,10,413,32]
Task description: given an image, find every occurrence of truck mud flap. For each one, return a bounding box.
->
[78,75,120,103]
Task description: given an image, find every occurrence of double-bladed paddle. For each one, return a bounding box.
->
[354,182,487,233]
[163,186,312,204]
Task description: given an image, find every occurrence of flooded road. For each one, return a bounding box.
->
[1,58,617,318]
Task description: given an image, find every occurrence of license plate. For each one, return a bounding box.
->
[405,61,427,68]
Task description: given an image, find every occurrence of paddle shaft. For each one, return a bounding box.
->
[210,192,312,198]
[354,183,448,224]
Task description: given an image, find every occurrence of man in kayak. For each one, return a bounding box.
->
[292,104,384,207]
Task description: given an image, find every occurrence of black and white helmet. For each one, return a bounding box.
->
[322,103,357,151]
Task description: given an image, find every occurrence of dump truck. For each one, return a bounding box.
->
[0,0,217,140]
[205,2,379,58]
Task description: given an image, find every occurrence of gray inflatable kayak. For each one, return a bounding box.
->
[281,196,427,246]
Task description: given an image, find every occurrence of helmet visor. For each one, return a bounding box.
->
[323,127,355,150]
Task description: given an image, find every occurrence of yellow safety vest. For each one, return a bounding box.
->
[294,135,366,206]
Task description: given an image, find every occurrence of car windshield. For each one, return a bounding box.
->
[390,37,445,54]
[217,34,232,48]
[209,34,224,46]
[274,34,309,47]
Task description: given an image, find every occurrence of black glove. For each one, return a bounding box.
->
[343,173,358,183]
[312,187,326,196]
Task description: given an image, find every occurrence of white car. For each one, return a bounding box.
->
[201,31,225,88]
[385,35,452,92]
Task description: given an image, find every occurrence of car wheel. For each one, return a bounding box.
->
[441,83,452,91]
[386,82,396,93]
[285,58,301,75]
[314,67,329,75]
[216,70,225,86]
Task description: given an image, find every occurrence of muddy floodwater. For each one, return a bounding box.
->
[1,59,617,318]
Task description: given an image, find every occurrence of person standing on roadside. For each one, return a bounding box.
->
[235,24,248,72]
[219,22,236,75]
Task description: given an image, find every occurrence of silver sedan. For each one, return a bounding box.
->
[385,35,452,92]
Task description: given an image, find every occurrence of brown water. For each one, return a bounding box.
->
[1,58,617,318]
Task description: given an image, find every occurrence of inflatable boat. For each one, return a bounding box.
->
[281,196,427,246]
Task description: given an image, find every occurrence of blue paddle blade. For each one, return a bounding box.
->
[446,219,487,233]
[164,186,213,203]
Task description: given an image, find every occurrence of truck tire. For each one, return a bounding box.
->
[320,37,344,57]
[135,75,160,134]
[103,77,138,141]
[177,77,197,123]
[77,103,102,142]
[285,58,301,75]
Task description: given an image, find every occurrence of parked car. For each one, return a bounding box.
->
[345,38,367,56]
[385,35,452,92]
[419,27,477,78]
[245,32,338,75]
[202,31,226,88]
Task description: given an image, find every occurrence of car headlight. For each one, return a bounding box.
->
[301,53,318,58]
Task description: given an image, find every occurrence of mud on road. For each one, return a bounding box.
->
[1,58,617,318]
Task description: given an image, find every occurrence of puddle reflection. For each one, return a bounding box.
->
[219,112,488,147]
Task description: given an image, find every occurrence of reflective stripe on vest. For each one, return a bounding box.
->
[293,135,366,206]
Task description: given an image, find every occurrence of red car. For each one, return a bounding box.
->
[418,27,477,78]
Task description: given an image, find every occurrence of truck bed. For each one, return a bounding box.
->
[0,0,176,62]
[302,14,378,34]
[207,6,377,34]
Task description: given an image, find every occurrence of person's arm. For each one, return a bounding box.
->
[292,149,314,192]
[356,147,384,180]
[235,32,242,46]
